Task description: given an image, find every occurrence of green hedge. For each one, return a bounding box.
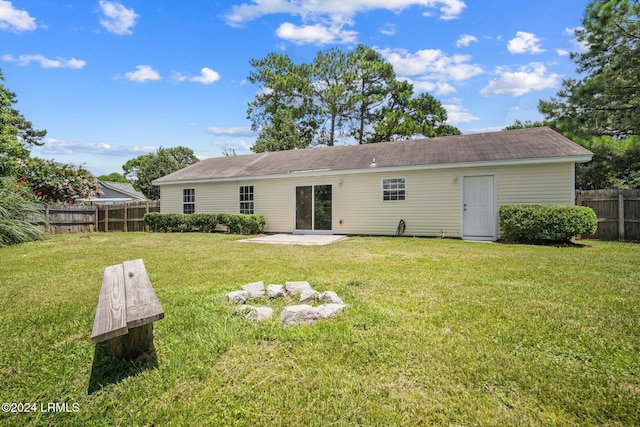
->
[499,204,597,243]
[144,212,266,234]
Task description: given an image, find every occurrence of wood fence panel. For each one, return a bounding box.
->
[44,201,159,234]
[577,189,640,241]
[43,204,97,234]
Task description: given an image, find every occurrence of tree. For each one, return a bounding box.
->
[0,69,47,176]
[503,119,548,130]
[247,46,460,150]
[15,158,101,203]
[124,146,199,200]
[247,53,317,152]
[311,47,358,146]
[504,120,640,189]
[372,81,460,142]
[348,45,396,144]
[252,108,309,153]
[97,172,129,183]
[572,135,640,189]
[539,0,640,137]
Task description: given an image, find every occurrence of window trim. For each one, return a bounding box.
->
[239,185,254,214]
[382,177,406,202]
[183,188,196,214]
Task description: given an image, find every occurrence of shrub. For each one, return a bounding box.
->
[499,204,597,243]
[144,212,265,234]
[0,177,48,247]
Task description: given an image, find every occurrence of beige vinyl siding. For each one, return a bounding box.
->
[159,182,238,214]
[334,170,460,237]
[495,163,575,206]
[158,161,577,237]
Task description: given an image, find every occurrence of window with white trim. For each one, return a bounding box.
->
[382,178,406,201]
[239,185,254,214]
[183,188,195,214]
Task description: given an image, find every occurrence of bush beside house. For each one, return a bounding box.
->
[499,204,597,243]
[144,212,266,235]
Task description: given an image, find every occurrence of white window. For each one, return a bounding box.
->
[239,186,254,214]
[382,178,406,201]
[183,188,195,213]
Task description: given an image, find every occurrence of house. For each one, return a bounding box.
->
[152,127,592,241]
[78,180,147,205]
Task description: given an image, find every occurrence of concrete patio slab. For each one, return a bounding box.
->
[237,234,348,246]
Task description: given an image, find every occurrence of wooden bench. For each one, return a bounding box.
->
[91,259,164,359]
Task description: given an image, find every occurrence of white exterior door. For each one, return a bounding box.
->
[463,176,496,240]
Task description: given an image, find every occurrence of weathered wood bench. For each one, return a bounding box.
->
[91,259,164,359]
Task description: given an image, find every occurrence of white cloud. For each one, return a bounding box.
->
[98,0,139,35]
[224,0,466,27]
[213,139,254,152]
[35,138,156,156]
[379,23,396,36]
[456,34,477,47]
[442,102,479,124]
[0,0,36,32]
[556,48,570,57]
[507,31,544,54]
[172,68,221,84]
[276,22,357,45]
[480,63,560,97]
[401,77,456,96]
[171,72,187,83]
[189,67,221,84]
[121,65,161,83]
[377,47,483,81]
[206,126,258,137]
[3,54,86,69]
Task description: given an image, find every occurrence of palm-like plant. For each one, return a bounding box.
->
[0,177,48,247]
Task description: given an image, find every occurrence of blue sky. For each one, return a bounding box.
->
[1,0,589,177]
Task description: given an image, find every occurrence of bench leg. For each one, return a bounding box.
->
[109,324,155,360]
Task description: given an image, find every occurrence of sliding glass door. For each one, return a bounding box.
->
[295,185,332,232]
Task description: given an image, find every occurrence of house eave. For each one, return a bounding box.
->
[153,155,592,187]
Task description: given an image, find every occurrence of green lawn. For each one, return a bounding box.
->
[0,233,638,426]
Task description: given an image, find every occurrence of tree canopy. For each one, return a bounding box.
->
[124,146,199,200]
[247,45,459,152]
[0,69,47,176]
[539,0,640,137]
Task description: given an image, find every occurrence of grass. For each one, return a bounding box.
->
[0,233,638,426]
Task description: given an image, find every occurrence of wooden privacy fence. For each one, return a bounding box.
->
[43,201,160,234]
[576,190,640,241]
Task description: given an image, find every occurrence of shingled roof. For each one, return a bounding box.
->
[154,127,592,184]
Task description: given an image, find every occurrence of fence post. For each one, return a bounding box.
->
[124,203,128,232]
[618,193,625,241]
[104,206,109,232]
[145,202,150,232]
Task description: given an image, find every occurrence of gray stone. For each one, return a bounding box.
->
[266,284,285,299]
[299,289,318,304]
[280,304,321,326]
[284,281,312,296]
[246,307,274,323]
[241,281,266,298]
[227,290,249,304]
[318,291,344,305]
[315,304,347,319]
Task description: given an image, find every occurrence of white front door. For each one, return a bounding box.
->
[463,176,496,240]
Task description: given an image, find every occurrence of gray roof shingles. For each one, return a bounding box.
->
[154,127,592,184]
